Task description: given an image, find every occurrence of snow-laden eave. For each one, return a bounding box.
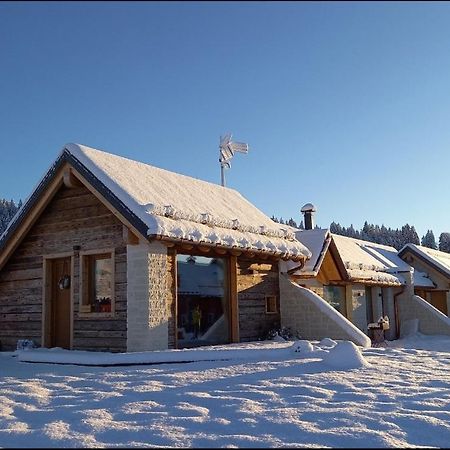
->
[347,276,404,287]
[147,219,310,261]
[347,265,434,288]
[289,229,331,276]
[288,237,331,278]
[399,244,450,280]
[345,266,406,286]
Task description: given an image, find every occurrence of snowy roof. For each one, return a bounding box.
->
[287,228,331,276]
[399,244,450,279]
[0,143,311,262]
[332,234,434,287]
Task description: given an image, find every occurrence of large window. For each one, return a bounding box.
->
[80,250,114,315]
[176,255,229,348]
[323,285,347,316]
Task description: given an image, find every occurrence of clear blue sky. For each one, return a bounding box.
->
[1,1,449,239]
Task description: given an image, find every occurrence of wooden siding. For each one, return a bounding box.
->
[317,250,344,285]
[237,258,281,342]
[0,184,127,352]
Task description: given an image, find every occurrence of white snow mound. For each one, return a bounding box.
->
[322,341,369,369]
[319,338,337,348]
[291,340,314,354]
[273,333,287,342]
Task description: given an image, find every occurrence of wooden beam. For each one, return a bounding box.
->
[122,225,140,245]
[198,245,211,253]
[249,263,273,272]
[230,249,242,257]
[63,168,82,188]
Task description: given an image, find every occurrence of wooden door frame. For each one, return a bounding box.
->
[42,252,74,349]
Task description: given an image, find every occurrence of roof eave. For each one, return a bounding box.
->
[148,233,308,262]
[399,245,450,280]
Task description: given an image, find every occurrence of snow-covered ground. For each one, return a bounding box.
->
[1,334,450,448]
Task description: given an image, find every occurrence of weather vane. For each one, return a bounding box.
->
[219,134,249,187]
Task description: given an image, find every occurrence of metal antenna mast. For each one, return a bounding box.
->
[219,134,249,187]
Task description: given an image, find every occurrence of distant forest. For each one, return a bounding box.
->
[271,215,450,254]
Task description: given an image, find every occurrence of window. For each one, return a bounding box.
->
[265,295,278,314]
[80,250,114,314]
[323,285,347,316]
[176,254,229,348]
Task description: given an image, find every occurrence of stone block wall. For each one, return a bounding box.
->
[279,275,371,347]
[127,241,169,351]
[397,294,450,337]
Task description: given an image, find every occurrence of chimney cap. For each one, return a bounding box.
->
[301,203,317,213]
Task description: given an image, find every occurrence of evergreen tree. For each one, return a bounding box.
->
[329,220,429,250]
[0,198,20,235]
[411,225,420,245]
[330,221,342,234]
[347,224,358,239]
[287,218,298,228]
[421,230,437,249]
[439,232,450,253]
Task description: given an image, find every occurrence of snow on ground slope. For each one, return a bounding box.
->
[1,336,450,448]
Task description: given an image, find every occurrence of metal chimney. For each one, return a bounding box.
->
[301,203,317,230]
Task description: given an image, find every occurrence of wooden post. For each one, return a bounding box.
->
[229,255,239,343]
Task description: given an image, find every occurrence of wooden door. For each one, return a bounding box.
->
[50,257,71,349]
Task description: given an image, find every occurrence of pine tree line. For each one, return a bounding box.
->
[271,215,450,254]
[0,198,22,235]
[271,216,304,229]
[330,221,450,253]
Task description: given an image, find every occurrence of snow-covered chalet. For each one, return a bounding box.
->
[289,205,450,341]
[0,143,323,352]
[398,244,450,317]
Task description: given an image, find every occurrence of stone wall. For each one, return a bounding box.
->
[279,275,371,347]
[397,294,450,337]
[127,241,169,351]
